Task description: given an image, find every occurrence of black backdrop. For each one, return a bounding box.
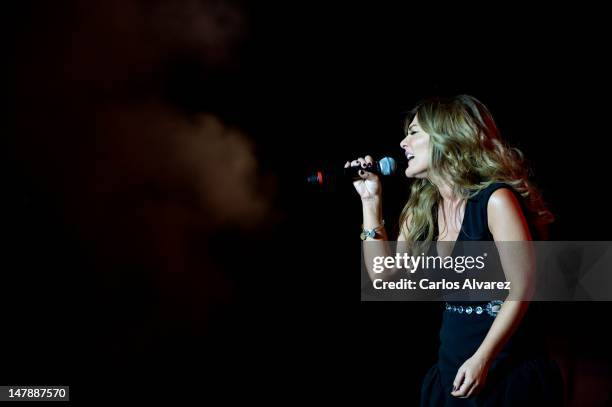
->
[9,1,612,404]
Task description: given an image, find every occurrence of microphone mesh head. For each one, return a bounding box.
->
[379,156,397,176]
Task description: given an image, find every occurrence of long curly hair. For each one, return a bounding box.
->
[399,95,554,242]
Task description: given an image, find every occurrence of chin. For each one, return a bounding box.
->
[405,167,427,179]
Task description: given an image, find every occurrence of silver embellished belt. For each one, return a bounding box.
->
[444,300,503,317]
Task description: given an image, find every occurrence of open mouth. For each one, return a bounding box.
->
[406,152,415,161]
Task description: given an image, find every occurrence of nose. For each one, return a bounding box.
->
[400,135,409,150]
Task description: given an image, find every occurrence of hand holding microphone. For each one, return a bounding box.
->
[344,155,395,201]
[305,155,396,198]
[303,155,395,241]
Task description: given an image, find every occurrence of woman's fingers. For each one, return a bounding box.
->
[347,156,378,180]
[452,377,472,397]
[452,374,479,398]
[348,157,374,167]
[348,157,370,179]
[465,381,479,398]
[452,370,465,394]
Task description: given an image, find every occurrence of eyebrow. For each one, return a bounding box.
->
[408,125,419,131]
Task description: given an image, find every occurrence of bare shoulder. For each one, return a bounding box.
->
[488,187,521,213]
[487,187,531,240]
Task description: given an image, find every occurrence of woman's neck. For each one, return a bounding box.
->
[430,177,461,204]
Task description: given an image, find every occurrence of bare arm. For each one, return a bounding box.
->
[361,196,414,281]
[348,156,413,282]
[452,188,535,398]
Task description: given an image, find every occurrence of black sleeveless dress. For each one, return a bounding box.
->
[420,182,563,406]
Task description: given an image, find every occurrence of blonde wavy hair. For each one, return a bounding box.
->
[399,95,554,242]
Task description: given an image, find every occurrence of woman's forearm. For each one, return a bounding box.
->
[361,197,396,282]
[473,300,530,363]
[362,197,384,230]
[474,239,536,363]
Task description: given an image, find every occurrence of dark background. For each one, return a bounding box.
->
[8,1,612,404]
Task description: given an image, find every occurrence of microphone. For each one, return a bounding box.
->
[306,156,397,186]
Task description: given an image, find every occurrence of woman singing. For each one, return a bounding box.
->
[349,95,563,406]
